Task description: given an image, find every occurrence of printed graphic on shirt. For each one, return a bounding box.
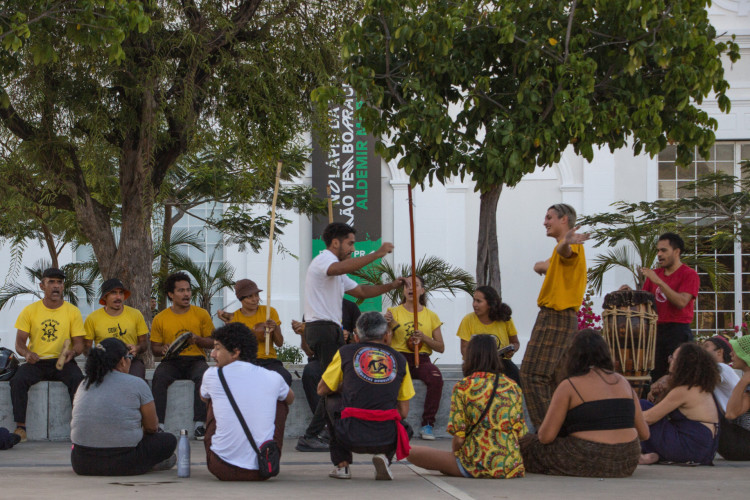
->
[354,346,396,384]
[108,324,127,338]
[654,287,667,303]
[41,319,59,342]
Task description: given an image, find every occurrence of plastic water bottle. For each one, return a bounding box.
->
[177,429,190,478]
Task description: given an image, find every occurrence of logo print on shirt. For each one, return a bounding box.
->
[354,347,396,384]
[107,324,127,338]
[655,286,667,303]
[41,319,60,342]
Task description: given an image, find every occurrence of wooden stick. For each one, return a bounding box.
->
[266,161,283,355]
[56,339,71,371]
[407,185,419,368]
[326,185,333,223]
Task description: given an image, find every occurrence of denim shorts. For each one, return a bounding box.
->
[455,457,472,478]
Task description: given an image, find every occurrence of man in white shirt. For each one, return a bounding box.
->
[297,222,404,452]
[200,322,294,481]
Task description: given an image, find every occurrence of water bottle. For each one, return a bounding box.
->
[177,429,190,478]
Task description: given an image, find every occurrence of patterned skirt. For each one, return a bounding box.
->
[520,434,640,478]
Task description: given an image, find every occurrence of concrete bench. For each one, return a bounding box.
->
[0,364,464,440]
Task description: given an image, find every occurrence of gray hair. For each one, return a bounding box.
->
[548,203,577,228]
[356,311,388,341]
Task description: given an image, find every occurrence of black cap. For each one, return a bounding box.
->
[41,268,66,280]
[99,278,131,305]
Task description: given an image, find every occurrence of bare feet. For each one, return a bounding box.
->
[639,453,659,465]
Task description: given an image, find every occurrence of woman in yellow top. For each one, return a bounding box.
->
[456,286,521,384]
[384,275,444,440]
[217,279,291,386]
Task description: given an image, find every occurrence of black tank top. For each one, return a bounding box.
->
[560,378,635,435]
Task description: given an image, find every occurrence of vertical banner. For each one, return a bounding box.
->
[312,86,382,312]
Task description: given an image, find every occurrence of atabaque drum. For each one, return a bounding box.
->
[601,290,658,379]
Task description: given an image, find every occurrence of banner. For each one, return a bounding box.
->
[312,86,382,312]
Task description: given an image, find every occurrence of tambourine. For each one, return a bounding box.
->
[497,344,516,358]
[162,332,194,360]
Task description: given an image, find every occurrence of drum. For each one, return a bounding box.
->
[601,290,658,381]
[162,332,194,361]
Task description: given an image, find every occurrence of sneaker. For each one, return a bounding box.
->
[372,454,393,480]
[329,465,351,479]
[318,428,331,444]
[194,425,206,441]
[13,428,27,443]
[295,435,329,452]
[151,454,177,471]
[420,424,435,440]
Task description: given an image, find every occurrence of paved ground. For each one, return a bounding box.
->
[1,438,747,499]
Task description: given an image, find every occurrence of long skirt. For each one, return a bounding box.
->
[520,434,640,478]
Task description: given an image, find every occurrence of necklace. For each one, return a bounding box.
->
[591,366,619,386]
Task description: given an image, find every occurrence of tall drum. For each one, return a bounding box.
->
[601,290,658,387]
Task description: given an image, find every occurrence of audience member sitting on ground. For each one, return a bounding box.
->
[520,329,648,477]
[721,335,750,461]
[639,342,719,465]
[200,322,294,481]
[217,279,291,386]
[456,285,521,384]
[649,336,739,410]
[384,275,444,440]
[70,338,177,476]
[407,334,526,478]
[319,311,415,480]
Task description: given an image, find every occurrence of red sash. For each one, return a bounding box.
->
[340,407,411,460]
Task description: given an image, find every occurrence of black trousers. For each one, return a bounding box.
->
[652,322,692,382]
[152,356,208,423]
[304,321,343,438]
[71,432,177,476]
[324,394,396,466]
[256,358,292,386]
[302,358,323,414]
[10,359,83,423]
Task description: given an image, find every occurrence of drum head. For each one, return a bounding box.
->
[162,332,194,360]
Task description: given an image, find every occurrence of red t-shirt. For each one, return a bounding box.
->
[642,264,699,324]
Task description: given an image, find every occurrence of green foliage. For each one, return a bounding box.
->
[171,250,235,314]
[351,255,475,307]
[276,343,303,364]
[325,0,739,192]
[0,260,98,310]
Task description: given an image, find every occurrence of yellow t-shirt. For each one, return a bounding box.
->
[84,306,149,346]
[15,301,85,359]
[387,305,443,355]
[537,243,587,311]
[151,305,214,357]
[455,313,517,348]
[322,350,416,401]
[229,306,281,360]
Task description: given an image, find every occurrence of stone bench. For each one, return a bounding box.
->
[0,364,465,440]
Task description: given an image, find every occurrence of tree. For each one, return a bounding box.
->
[322,0,740,295]
[0,1,356,320]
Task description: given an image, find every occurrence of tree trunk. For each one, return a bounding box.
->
[476,185,503,298]
[158,204,173,311]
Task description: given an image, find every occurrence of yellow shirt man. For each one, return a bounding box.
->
[151,305,214,357]
[537,243,586,311]
[15,301,85,359]
[84,306,149,346]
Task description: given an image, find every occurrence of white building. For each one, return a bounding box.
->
[1,4,748,366]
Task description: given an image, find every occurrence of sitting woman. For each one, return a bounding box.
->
[640,342,720,465]
[71,338,177,476]
[456,285,521,384]
[720,336,750,460]
[218,279,291,386]
[385,275,444,440]
[407,335,526,478]
[520,329,648,477]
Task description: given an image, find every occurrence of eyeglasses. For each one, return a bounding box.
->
[125,354,134,360]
